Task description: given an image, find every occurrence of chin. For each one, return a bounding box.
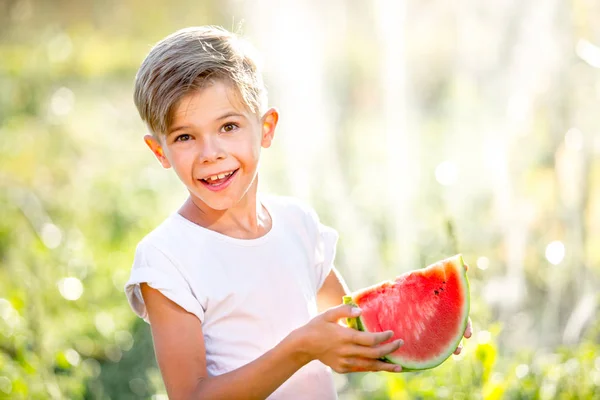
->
[207,200,236,211]
[196,194,239,211]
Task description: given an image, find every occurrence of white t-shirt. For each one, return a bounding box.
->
[124,195,339,399]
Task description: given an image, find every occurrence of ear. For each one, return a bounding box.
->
[144,135,171,169]
[260,108,279,149]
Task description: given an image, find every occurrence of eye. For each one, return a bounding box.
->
[174,134,191,142]
[221,123,239,133]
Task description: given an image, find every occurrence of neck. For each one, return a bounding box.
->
[178,186,271,240]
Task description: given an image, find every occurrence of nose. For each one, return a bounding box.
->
[198,136,226,164]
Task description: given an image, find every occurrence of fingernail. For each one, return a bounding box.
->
[394,366,402,372]
[395,339,404,346]
[351,308,362,316]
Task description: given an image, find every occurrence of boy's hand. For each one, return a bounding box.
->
[453,317,473,355]
[453,260,473,356]
[293,304,404,374]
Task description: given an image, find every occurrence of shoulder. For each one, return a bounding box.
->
[134,213,192,260]
[262,194,338,244]
[261,194,320,223]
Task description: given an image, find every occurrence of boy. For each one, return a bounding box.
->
[125,26,469,399]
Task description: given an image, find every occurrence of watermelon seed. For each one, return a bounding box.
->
[434,290,439,295]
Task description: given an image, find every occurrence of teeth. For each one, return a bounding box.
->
[206,171,233,182]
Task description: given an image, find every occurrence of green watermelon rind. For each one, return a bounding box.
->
[343,254,470,372]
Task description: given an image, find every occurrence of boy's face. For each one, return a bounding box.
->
[144,80,277,211]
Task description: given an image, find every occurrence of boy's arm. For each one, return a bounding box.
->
[142,281,402,399]
[317,267,351,313]
[141,283,307,400]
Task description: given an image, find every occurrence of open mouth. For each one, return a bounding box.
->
[199,169,238,191]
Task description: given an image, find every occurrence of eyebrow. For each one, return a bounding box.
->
[168,112,246,136]
[216,111,245,121]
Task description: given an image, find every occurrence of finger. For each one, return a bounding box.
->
[454,344,463,355]
[348,339,404,359]
[323,304,361,323]
[361,360,402,372]
[351,358,402,373]
[464,318,472,339]
[350,329,395,346]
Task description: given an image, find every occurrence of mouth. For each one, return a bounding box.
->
[199,169,238,191]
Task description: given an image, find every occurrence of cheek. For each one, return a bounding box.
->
[167,148,196,171]
[232,137,261,161]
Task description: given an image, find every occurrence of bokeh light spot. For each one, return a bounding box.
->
[361,373,383,392]
[591,369,600,386]
[47,33,73,63]
[129,378,147,396]
[65,349,81,366]
[50,87,75,116]
[75,336,96,357]
[477,330,491,344]
[105,344,122,362]
[0,376,12,394]
[58,277,84,301]
[516,364,529,379]
[565,358,579,376]
[435,161,458,186]
[0,299,12,320]
[545,241,565,265]
[476,256,490,270]
[115,330,134,351]
[95,312,115,337]
[41,223,63,249]
[82,358,101,378]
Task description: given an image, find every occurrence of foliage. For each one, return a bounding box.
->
[342,323,600,399]
[1,0,599,399]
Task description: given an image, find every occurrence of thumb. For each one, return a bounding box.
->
[323,304,362,322]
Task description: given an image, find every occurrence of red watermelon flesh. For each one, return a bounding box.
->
[344,254,470,371]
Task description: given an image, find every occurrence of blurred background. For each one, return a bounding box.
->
[1,0,599,398]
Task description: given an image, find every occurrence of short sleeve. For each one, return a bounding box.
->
[124,242,205,324]
[314,221,339,291]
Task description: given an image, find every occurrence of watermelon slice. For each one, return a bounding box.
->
[343,254,470,371]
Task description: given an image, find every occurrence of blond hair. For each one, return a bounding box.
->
[133,26,267,136]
